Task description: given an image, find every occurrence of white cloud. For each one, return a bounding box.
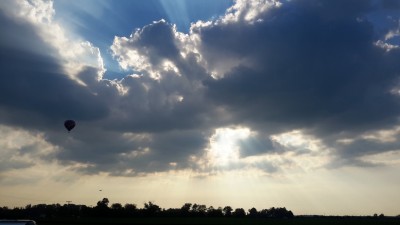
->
[0,125,60,184]
[360,150,400,166]
[111,20,189,80]
[222,0,282,24]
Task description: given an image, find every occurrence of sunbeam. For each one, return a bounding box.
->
[160,0,190,32]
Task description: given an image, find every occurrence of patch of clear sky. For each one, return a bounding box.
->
[53,0,234,80]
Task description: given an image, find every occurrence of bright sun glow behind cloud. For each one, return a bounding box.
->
[207,127,251,166]
[201,128,332,176]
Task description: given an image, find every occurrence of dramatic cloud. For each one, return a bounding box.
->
[198,0,400,166]
[0,18,106,133]
[1,0,400,179]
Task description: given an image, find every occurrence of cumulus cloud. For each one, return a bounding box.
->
[1,0,400,178]
[199,0,400,166]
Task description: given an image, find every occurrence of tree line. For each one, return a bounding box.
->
[0,198,294,219]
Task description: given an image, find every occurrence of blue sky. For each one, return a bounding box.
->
[1,0,400,216]
[52,0,233,79]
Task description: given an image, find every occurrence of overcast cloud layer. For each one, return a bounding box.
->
[1,0,400,177]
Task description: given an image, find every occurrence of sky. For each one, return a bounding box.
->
[1,0,400,216]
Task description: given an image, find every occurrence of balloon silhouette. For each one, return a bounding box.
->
[64,120,76,132]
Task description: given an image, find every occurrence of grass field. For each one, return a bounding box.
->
[36,216,400,225]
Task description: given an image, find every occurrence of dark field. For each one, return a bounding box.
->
[36,217,400,225]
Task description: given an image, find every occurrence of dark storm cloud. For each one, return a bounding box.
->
[382,0,400,9]
[0,8,113,173]
[112,130,210,175]
[49,127,209,175]
[336,138,400,158]
[199,0,400,164]
[0,11,109,131]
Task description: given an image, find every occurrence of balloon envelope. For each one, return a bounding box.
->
[64,120,76,132]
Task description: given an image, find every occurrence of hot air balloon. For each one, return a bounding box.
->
[64,120,76,132]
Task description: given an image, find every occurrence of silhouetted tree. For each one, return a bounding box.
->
[248,207,258,217]
[223,206,233,217]
[111,203,122,210]
[232,208,246,217]
[207,206,223,217]
[124,203,137,216]
[94,198,110,216]
[191,204,207,217]
[110,203,123,217]
[143,201,161,216]
[259,207,294,218]
[97,198,109,208]
[162,208,180,217]
[197,204,207,217]
[80,205,92,217]
[180,203,192,216]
